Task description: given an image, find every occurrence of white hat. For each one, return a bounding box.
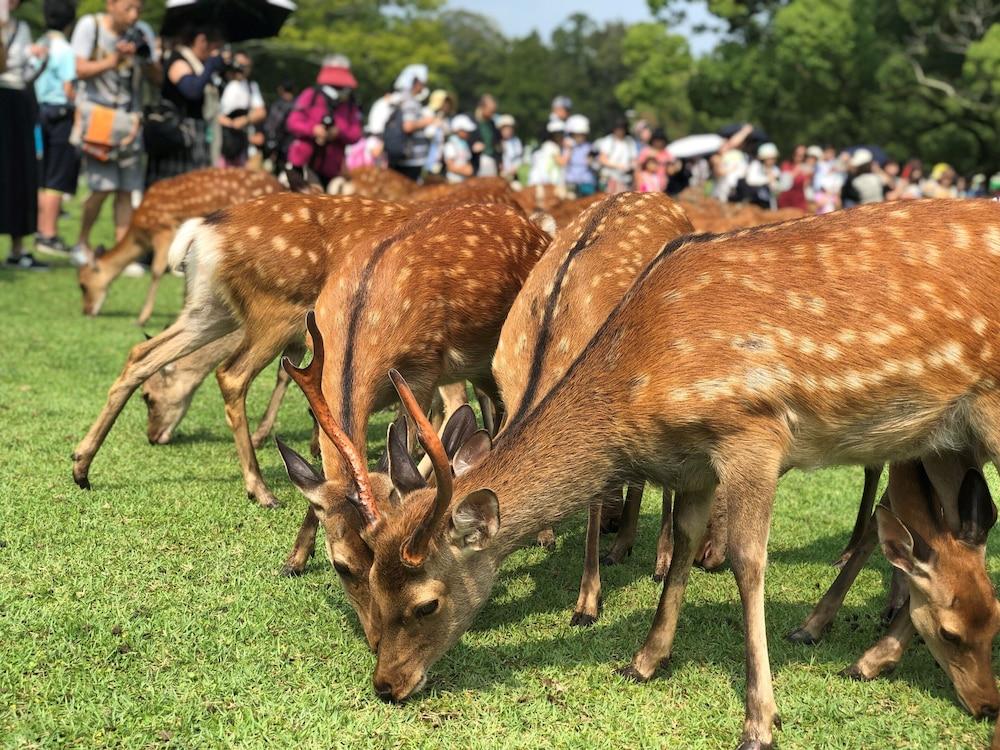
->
[806,145,823,159]
[450,114,476,133]
[496,114,515,129]
[757,142,779,160]
[552,95,573,110]
[547,119,565,133]
[565,114,590,135]
[394,63,428,91]
[850,148,873,168]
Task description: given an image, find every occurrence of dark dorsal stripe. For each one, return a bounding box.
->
[505,194,623,427]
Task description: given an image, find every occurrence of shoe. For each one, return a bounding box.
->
[34,234,71,258]
[69,244,91,268]
[122,261,147,278]
[5,254,49,271]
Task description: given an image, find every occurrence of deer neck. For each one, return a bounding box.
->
[97,228,147,275]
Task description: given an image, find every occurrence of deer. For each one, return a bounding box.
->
[77,167,283,325]
[335,198,1000,750]
[272,202,550,592]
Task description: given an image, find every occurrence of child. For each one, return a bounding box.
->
[563,114,595,196]
[497,114,522,181]
[443,114,475,183]
[528,120,566,186]
[637,155,665,193]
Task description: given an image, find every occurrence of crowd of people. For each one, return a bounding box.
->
[2,0,999,273]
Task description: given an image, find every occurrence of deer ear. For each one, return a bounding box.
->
[876,506,935,577]
[276,437,325,502]
[957,469,996,547]
[441,404,477,459]
[387,418,426,494]
[450,489,500,551]
[452,430,493,477]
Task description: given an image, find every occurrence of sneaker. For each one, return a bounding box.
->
[122,261,147,278]
[5,254,49,271]
[69,243,91,268]
[34,234,71,258]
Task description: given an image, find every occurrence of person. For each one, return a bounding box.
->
[473,93,499,176]
[634,128,673,194]
[563,114,595,196]
[777,144,815,210]
[549,95,571,127]
[262,79,295,171]
[1,0,46,269]
[711,123,753,202]
[217,50,265,168]
[636,154,665,193]
[743,142,781,208]
[922,163,959,199]
[527,120,566,186]
[422,88,453,177]
[34,0,81,259]
[285,54,362,185]
[146,26,224,184]
[443,114,475,183]
[812,144,838,194]
[898,160,924,199]
[840,148,884,206]
[70,0,160,259]
[596,117,637,193]
[496,114,522,181]
[386,63,434,180]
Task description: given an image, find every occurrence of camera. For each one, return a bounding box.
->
[120,26,151,60]
[321,114,334,127]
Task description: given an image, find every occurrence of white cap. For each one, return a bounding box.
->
[496,114,515,129]
[394,63,428,91]
[806,145,823,159]
[757,142,779,160]
[547,119,565,133]
[450,114,476,133]
[850,148,873,168]
[565,114,590,135]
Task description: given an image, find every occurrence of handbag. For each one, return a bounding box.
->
[143,99,190,157]
[71,99,137,162]
[220,107,249,161]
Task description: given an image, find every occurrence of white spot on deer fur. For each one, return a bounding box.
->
[904,357,925,376]
[289,246,302,258]
[984,227,1000,256]
[272,236,287,251]
[247,226,262,240]
[298,207,311,221]
[307,251,318,264]
[982,343,994,361]
[807,297,826,316]
[798,337,816,355]
[837,330,858,345]
[557,337,570,353]
[670,387,691,402]
[972,316,987,336]
[515,333,527,354]
[402,298,412,312]
[822,344,841,361]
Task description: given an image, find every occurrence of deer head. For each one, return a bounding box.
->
[141,359,190,445]
[877,461,1000,719]
[277,314,479,652]
[78,234,138,317]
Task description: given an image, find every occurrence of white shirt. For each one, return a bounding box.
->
[598,135,637,172]
[220,79,264,116]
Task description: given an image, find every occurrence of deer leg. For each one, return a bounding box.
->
[215,328,294,508]
[282,506,319,576]
[602,481,643,565]
[880,567,909,625]
[474,386,497,437]
[788,503,880,645]
[72,309,237,489]
[841,604,914,681]
[833,464,884,567]
[618,486,714,681]
[251,343,304,450]
[136,231,172,327]
[600,484,625,534]
[695,487,729,571]
[652,488,674,582]
[571,497,604,627]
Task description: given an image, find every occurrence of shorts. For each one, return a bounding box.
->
[83,147,145,193]
[38,105,81,194]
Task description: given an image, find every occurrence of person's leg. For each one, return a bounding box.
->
[113,191,134,242]
[37,190,62,239]
[78,190,110,249]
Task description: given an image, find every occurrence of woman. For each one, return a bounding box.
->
[147,27,225,184]
[743,142,781,209]
[528,120,566,186]
[634,128,673,193]
[777,144,815,210]
[1,0,45,269]
[597,117,637,193]
[286,54,363,185]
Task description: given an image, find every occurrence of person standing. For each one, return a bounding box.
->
[217,50,265,168]
[596,117,637,193]
[262,79,295,172]
[527,120,566,186]
[34,0,80,258]
[634,128,673,193]
[443,114,475,183]
[473,93,499,176]
[563,114,595,196]
[386,63,433,181]
[840,149,885,206]
[496,114,522,181]
[1,0,46,269]
[285,54,362,185]
[70,0,160,259]
[422,88,453,177]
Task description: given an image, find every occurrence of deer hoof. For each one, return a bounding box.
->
[615,664,651,683]
[72,464,91,490]
[735,741,773,750]
[570,611,598,627]
[651,572,665,584]
[280,562,306,577]
[840,664,872,682]
[535,529,556,551]
[786,627,818,646]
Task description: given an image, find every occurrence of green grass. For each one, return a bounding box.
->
[1,206,996,749]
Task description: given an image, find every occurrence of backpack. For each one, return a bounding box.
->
[263,96,294,160]
[383,106,407,163]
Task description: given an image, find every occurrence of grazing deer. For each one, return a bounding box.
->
[72,194,421,506]
[788,453,1000,720]
[77,168,282,325]
[344,199,1000,750]
[493,191,694,623]
[275,202,550,587]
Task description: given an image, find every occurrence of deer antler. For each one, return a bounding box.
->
[388,368,454,567]
[282,311,379,526]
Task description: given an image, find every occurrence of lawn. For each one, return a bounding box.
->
[1,207,996,749]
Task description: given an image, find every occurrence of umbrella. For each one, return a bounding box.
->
[718,123,769,144]
[847,145,888,166]
[666,133,725,160]
[162,0,296,43]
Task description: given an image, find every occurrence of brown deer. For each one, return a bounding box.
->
[341,198,1000,750]
[274,202,550,589]
[78,168,283,325]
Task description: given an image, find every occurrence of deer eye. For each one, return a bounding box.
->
[415,599,439,618]
[333,561,352,578]
[940,627,961,645]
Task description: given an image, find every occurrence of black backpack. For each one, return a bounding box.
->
[383,106,407,163]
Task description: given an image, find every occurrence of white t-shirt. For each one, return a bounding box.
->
[598,135,637,172]
[443,134,472,183]
[70,14,157,109]
[528,140,564,186]
[220,79,264,116]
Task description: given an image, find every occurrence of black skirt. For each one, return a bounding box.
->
[0,86,39,237]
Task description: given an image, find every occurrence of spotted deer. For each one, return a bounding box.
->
[77,168,283,325]
[274,203,550,596]
[340,198,1000,750]
[788,452,1000,720]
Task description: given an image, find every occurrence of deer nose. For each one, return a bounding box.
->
[980,704,998,721]
[374,682,397,704]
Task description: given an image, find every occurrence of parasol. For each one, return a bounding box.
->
[666,133,725,159]
[161,0,297,43]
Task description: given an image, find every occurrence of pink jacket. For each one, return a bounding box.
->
[286,87,363,179]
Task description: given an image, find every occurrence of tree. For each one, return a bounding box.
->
[615,22,693,136]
